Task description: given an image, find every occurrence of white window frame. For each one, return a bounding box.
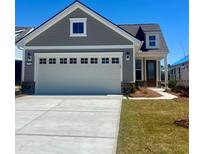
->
[70,18,87,37]
[145,33,159,49]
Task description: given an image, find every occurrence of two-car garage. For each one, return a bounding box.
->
[34,52,122,94]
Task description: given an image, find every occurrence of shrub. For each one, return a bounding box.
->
[168,79,177,89]
[122,83,136,94]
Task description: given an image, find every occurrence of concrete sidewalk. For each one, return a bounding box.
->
[16,95,122,154]
[124,88,177,100]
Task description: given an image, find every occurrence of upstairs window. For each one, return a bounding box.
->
[70,18,87,37]
[146,33,159,49]
[149,36,156,46]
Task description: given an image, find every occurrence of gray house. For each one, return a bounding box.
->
[169,55,189,87]
[16,1,168,94]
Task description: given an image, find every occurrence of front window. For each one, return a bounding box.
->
[70,18,87,37]
[136,59,142,80]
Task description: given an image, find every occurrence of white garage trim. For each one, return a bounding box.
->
[34,52,123,94]
[25,45,133,50]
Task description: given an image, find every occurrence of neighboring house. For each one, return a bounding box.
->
[15,27,34,84]
[16,1,168,94]
[169,55,189,87]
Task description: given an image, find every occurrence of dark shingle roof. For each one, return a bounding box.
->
[15,27,34,43]
[118,24,168,52]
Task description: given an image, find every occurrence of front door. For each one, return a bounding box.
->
[146,60,156,87]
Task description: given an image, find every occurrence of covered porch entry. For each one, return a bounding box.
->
[135,52,168,87]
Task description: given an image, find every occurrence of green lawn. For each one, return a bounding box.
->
[117,99,189,154]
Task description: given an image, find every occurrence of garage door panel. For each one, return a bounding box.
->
[35,53,122,94]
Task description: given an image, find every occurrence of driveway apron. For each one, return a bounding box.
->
[16,95,122,154]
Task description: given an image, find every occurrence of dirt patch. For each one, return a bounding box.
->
[128,87,162,98]
[174,117,189,128]
[165,89,189,102]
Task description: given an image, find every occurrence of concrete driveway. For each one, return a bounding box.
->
[16,95,122,154]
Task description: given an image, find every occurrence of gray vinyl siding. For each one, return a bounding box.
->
[24,49,134,82]
[26,9,132,46]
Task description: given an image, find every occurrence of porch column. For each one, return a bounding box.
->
[164,55,168,88]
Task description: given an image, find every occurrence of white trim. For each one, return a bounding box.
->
[24,45,133,50]
[136,51,167,59]
[69,18,87,37]
[34,52,123,94]
[17,2,140,47]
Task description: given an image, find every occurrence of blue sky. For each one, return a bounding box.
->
[16,0,189,64]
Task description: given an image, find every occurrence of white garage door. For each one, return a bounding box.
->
[34,53,122,94]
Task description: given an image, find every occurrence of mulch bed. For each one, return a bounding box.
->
[174,117,189,128]
[128,88,162,98]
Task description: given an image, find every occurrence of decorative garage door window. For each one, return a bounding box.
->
[81,58,88,64]
[39,58,47,64]
[102,58,109,64]
[112,58,119,64]
[70,58,77,64]
[60,58,67,64]
[49,58,56,64]
[90,58,98,64]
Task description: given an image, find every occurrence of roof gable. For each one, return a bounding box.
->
[26,8,133,46]
[17,1,140,47]
[119,24,169,52]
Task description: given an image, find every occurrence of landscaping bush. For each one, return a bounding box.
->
[168,79,177,89]
[122,83,136,94]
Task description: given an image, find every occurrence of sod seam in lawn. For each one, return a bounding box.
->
[117,99,189,154]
